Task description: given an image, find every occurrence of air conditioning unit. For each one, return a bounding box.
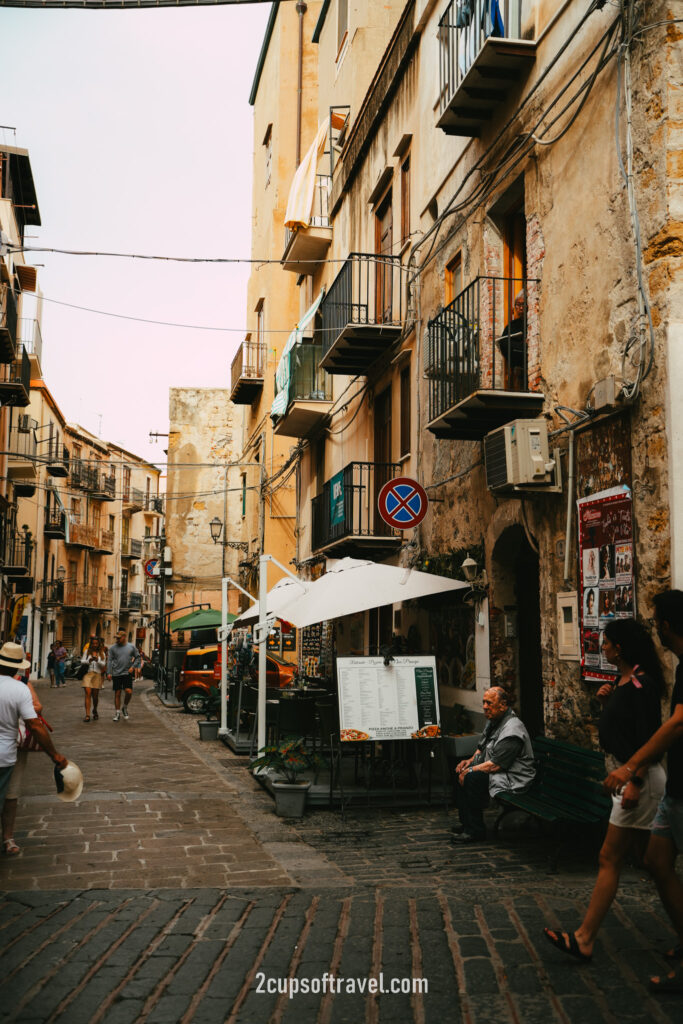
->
[130,563,139,576]
[165,590,174,604]
[17,414,32,433]
[484,419,558,492]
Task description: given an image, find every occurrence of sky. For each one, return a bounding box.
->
[1,2,271,465]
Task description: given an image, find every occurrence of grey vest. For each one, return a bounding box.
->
[483,710,536,798]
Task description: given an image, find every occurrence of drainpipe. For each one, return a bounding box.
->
[296,2,307,168]
[563,431,575,584]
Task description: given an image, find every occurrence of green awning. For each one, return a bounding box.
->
[169,608,235,632]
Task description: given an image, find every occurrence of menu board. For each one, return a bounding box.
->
[577,486,635,683]
[337,657,441,741]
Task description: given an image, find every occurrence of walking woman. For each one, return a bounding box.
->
[544,618,665,960]
[82,638,107,722]
[47,644,56,688]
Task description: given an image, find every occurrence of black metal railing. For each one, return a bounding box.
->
[438,0,524,113]
[1,530,34,573]
[0,283,18,357]
[44,508,66,535]
[320,253,403,360]
[311,461,401,552]
[0,345,30,401]
[70,459,99,491]
[288,342,332,404]
[426,275,534,423]
[18,318,43,364]
[128,592,143,611]
[144,494,163,513]
[231,339,265,393]
[42,580,64,605]
[131,538,143,558]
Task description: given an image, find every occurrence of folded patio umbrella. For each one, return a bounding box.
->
[235,557,468,629]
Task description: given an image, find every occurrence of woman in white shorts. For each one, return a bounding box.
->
[82,638,107,722]
[544,617,666,961]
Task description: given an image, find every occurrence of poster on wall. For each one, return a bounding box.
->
[337,656,441,741]
[577,485,635,683]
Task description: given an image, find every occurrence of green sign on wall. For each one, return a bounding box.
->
[330,470,344,526]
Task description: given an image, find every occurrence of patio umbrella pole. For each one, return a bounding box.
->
[219,575,255,739]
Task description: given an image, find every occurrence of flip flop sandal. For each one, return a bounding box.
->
[663,944,683,960]
[83,716,90,722]
[650,967,683,993]
[3,839,20,856]
[543,927,593,962]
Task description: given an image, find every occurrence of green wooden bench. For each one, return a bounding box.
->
[494,736,612,870]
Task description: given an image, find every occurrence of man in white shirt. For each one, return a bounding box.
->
[0,643,68,841]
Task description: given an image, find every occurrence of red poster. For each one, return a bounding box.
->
[577,486,635,683]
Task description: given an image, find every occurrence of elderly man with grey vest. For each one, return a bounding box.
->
[452,686,535,844]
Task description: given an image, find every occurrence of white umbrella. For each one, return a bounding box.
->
[239,557,468,629]
[234,575,307,626]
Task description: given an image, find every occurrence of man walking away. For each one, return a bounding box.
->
[452,686,535,843]
[604,589,683,992]
[107,630,141,722]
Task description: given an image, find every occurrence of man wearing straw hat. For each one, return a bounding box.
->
[0,642,69,846]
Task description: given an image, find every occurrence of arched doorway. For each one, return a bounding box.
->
[491,524,543,736]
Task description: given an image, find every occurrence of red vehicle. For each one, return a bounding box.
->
[213,646,296,689]
[175,645,219,714]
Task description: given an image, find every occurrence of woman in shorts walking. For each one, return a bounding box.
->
[82,638,107,722]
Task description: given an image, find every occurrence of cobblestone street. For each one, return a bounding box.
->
[2,680,681,1023]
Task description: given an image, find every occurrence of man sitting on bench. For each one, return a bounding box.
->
[452,686,535,844]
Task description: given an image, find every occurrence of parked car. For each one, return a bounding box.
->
[175,645,219,714]
[212,646,297,689]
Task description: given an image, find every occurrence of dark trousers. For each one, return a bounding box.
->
[455,770,490,838]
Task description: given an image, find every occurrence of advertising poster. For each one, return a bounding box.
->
[577,486,635,682]
[330,470,345,526]
[337,657,441,741]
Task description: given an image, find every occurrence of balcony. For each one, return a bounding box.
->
[70,460,99,492]
[437,0,536,137]
[8,417,38,480]
[92,472,116,501]
[122,487,144,513]
[282,175,333,274]
[320,253,403,375]
[144,494,164,514]
[311,461,402,556]
[44,508,66,540]
[273,341,333,438]
[66,517,98,549]
[62,584,113,610]
[0,346,30,407]
[93,529,115,553]
[230,339,265,404]
[42,580,64,606]
[425,275,544,439]
[144,590,160,614]
[1,530,34,576]
[12,576,34,595]
[121,537,143,559]
[0,283,18,362]
[46,440,69,478]
[128,592,143,611]
[18,318,42,371]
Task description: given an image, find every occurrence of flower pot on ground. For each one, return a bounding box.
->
[197,686,222,741]
[251,738,321,817]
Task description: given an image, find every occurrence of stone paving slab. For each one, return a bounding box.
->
[2,887,681,1024]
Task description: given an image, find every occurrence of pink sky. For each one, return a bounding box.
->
[2,4,270,463]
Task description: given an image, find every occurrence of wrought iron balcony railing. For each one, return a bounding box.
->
[230,339,266,404]
[70,459,99,492]
[1,530,34,575]
[311,461,401,554]
[320,253,403,374]
[66,516,99,548]
[128,593,143,611]
[44,508,66,538]
[61,584,113,610]
[437,0,535,136]
[92,472,116,501]
[426,275,543,438]
[0,346,30,406]
[144,494,163,513]
[0,283,18,362]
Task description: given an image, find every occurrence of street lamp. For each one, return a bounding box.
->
[209,517,223,544]
[57,565,66,581]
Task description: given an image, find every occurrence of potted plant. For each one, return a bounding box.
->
[197,686,222,741]
[251,738,320,817]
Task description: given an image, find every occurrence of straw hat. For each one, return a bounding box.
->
[54,761,84,802]
[0,642,30,672]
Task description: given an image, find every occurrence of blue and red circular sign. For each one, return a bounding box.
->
[377,477,429,530]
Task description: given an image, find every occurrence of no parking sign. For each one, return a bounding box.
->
[377,477,429,530]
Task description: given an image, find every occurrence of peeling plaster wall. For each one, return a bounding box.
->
[166,388,240,615]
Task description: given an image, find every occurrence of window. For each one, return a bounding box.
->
[400,363,411,457]
[71,497,81,521]
[263,124,272,188]
[401,155,410,246]
[123,467,131,501]
[445,251,463,305]
[108,575,114,591]
[108,515,115,532]
[337,0,348,55]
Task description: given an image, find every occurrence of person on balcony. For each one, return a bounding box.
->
[496,288,527,391]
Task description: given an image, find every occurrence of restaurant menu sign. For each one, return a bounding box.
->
[337,657,441,742]
[577,485,635,683]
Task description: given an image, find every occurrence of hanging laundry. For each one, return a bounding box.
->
[455,0,473,30]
